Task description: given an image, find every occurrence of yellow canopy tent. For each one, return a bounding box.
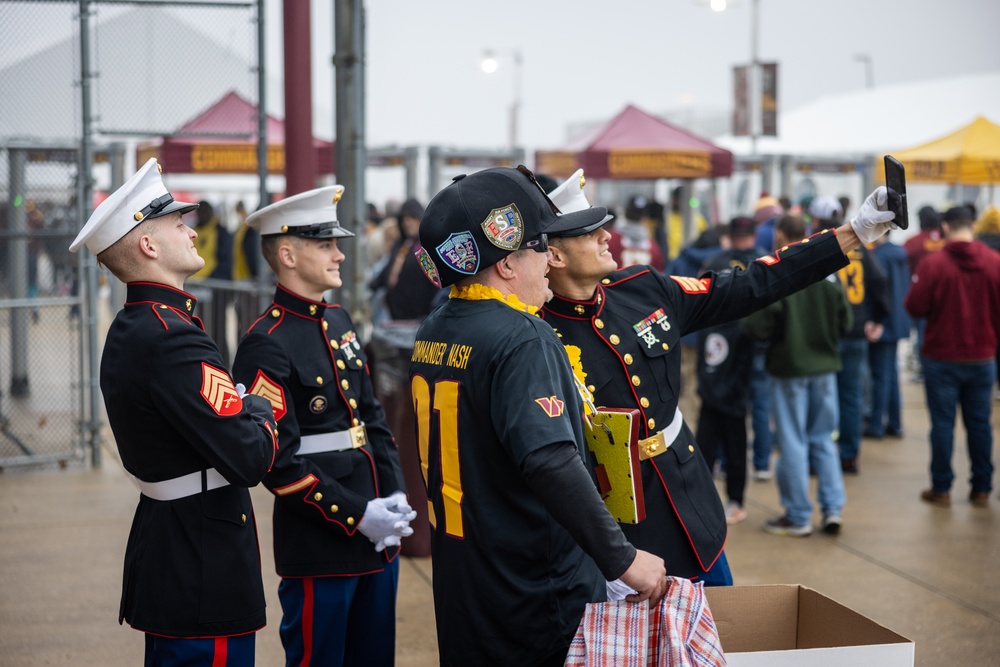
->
[877,116,1000,184]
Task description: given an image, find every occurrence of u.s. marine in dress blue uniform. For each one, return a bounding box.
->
[69,158,279,667]
[232,185,408,667]
[542,171,852,581]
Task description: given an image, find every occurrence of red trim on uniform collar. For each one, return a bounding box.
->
[273,284,328,320]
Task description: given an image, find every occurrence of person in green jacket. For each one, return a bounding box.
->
[744,214,853,537]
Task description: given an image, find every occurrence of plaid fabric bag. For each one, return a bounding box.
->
[564,577,727,667]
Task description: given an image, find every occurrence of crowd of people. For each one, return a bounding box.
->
[71,155,996,666]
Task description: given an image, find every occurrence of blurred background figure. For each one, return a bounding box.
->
[667,186,708,261]
[904,205,946,382]
[753,195,784,252]
[974,205,1000,398]
[608,195,665,271]
[191,200,232,281]
[231,200,260,282]
[369,197,440,322]
[866,230,911,439]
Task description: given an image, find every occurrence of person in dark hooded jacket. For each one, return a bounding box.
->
[370,197,441,321]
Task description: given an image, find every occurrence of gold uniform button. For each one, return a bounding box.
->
[340,379,349,390]
[648,418,656,430]
[609,334,620,345]
[689,445,695,452]
[309,304,317,315]
[331,505,339,513]
[640,397,650,408]
[661,343,669,350]
[316,376,324,385]
[271,309,281,318]
[595,318,604,329]
[587,384,596,393]
[314,492,323,502]
[337,360,346,370]
[574,305,585,315]
[331,340,339,350]
[241,514,247,523]
[624,353,633,365]
[349,398,358,408]
[272,428,279,437]
[323,320,328,330]
[601,278,611,284]
[347,517,355,526]
[352,418,360,426]
[631,375,641,386]
[355,359,363,367]
[158,304,167,309]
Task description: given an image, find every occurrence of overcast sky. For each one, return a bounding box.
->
[274,0,1000,152]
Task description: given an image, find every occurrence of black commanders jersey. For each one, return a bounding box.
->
[409,297,607,666]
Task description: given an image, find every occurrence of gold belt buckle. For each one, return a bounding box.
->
[637,431,668,461]
[349,424,368,449]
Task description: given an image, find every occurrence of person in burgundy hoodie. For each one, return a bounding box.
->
[905,205,1000,509]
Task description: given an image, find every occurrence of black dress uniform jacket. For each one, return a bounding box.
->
[232,285,406,577]
[101,282,278,637]
[541,228,850,577]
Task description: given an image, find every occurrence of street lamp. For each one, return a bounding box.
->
[706,0,760,154]
[480,49,523,150]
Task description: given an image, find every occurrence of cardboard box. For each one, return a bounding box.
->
[704,585,914,667]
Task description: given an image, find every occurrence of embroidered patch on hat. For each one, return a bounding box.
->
[200,363,243,416]
[481,203,524,250]
[415,246,442,287]
[535,395,565,417]
[249,370,287,421]
[436,231,480,275]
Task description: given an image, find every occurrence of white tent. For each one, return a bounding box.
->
[717,71,1000,157]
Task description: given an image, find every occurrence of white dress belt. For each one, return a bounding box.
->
[135,467,230,502]
[297,425,368,455]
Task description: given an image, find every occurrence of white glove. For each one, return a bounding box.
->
[374,534,402,553]
[850,186,898,244]
[385,491,413,515]
[357,497,417,552]
[235,383,248,397]
[605,578,638,602]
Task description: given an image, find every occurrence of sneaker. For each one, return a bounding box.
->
[822,514,842,535]
[970,491,990,508]
[753,469,772,482]
[920,489,951,507]
[841,458,858,475]
[725,501,748,524]
[885,427,905,439]
[763,516,812,537]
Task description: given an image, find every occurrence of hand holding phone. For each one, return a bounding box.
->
[884,155,908,230]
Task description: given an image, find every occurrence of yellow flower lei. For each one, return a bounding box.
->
[449,283,538,315]
[564,344,595,415]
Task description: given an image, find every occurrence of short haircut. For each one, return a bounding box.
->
[97,218,158,282]
[775,214,807,243]
[260,234,300,273]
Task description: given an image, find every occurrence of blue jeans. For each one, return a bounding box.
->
[921,357,996,494]
[771,373,846,526]
[837,337,868,460]
[750,350,773,471]
[868,340,902,436]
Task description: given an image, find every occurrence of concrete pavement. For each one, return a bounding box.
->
[1,376,998,665]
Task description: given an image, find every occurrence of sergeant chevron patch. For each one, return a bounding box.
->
[250,370,287,421]
[201,363,243,416]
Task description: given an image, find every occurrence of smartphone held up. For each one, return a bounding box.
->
[884,155,909,230]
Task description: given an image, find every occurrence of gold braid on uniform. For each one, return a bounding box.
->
[449,283,538,315]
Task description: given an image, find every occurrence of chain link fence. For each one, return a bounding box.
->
[0,0,262,468]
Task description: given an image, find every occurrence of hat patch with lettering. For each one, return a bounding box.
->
[481,203,524,250]
[436,231,480,275]
[415,246,442,288]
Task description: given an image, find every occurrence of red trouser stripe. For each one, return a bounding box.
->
[211,637,227,667]
[302,577,314,666]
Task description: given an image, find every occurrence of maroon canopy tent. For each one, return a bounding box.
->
[535,104,733,180]
[137,90,334,176]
